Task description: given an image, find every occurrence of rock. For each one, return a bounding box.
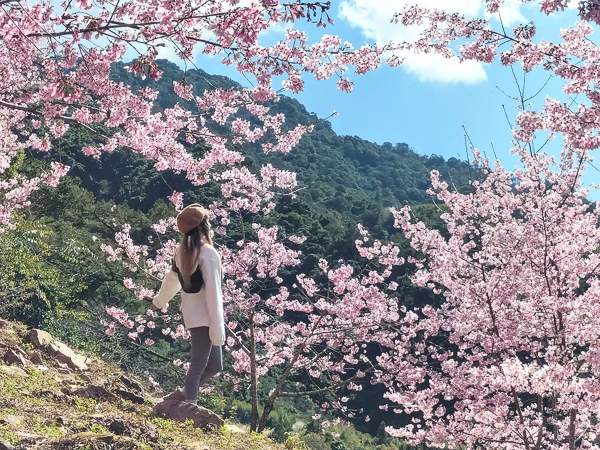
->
[3,349,27,367]
[153,400,224,429]
[30,352,43,365]
[0,365,27,377]
[109,420,126,435]
[114,388,145,404]
[73,385,117,403]
[120,375,143,393]
[57,368,71,375]
[162,388,185,402]
[0,415,24,427]
[26,329,53,348]
[48,341,89,371]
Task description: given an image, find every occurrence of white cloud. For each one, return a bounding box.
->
[404,53,487,84]
[261,21,290,36]
[338,0,527,84]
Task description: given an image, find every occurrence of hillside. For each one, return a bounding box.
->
[0,318,288,450]
[55,61,472,215]
[31,59,471,267]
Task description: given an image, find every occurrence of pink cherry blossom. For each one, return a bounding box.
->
[377,147,600,449]
[0,0,396,232]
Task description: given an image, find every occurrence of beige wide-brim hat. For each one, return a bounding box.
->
[176,204,207,234]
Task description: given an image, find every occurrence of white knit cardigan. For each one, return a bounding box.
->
[152,244,226,346]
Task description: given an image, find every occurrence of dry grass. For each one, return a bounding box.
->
[0,320,290,450]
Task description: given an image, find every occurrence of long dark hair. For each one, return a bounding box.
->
[179,219,213,291]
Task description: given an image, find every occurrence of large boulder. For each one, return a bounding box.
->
[47,341,89,371]
[25,329,53,348]
[153,400,224,429]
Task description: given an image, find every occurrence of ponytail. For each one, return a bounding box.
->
[178,218,212,290]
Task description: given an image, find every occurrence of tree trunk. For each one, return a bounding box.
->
[569,409,576,450]
[552,391,558,442]
[248,314,259,432]
[256,344,304,432]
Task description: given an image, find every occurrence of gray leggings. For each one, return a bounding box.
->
[184,326,223,402]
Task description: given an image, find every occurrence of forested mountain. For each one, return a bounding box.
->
[39,60,471,263]
[5,60,474,448]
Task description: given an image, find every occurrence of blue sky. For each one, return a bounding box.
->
[156,0,598,192]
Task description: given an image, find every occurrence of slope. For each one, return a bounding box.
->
[0,318,288,450]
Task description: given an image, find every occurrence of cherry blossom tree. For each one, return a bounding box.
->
[0,119,68,231]
[354,1,600,448]
[376,147,600,449]
[102,200,402,432]
[218,220,401,432]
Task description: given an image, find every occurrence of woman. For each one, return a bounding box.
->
[151,204,226,404]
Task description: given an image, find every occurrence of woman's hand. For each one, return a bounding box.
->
[150,302,158,311]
